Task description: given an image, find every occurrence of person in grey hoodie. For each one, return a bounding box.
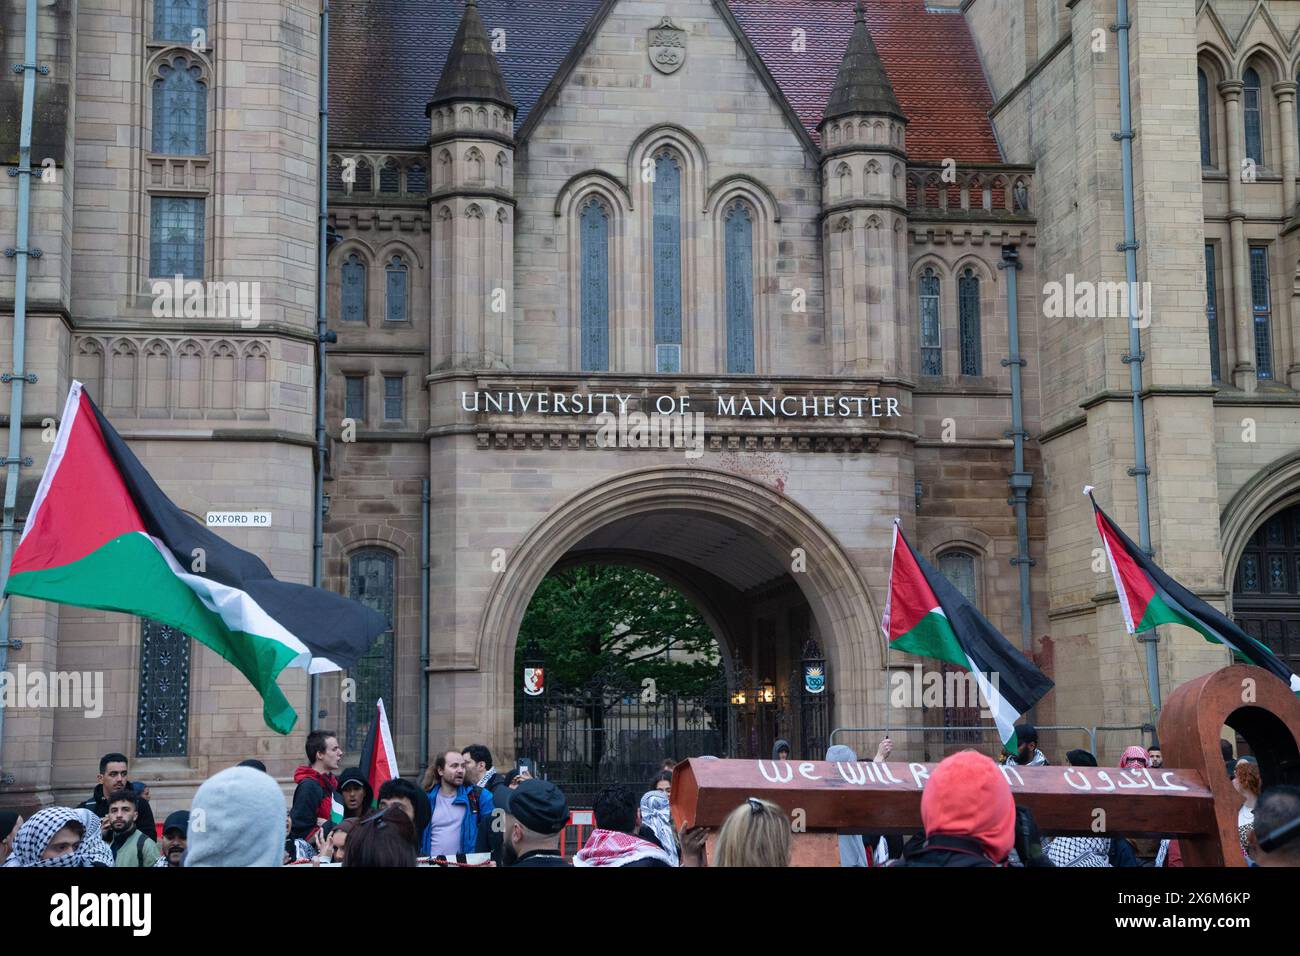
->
[185,766,286,867]
[772,739,791,761]
[826,738,896,866]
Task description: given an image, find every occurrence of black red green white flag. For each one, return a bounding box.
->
[358,697,399,803]
[3,381,388,733]
[1085,486,1300,695]
[881,520,1054,750]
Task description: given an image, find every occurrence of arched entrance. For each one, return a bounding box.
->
[477,466,884,768]
[1228,502,1300,680]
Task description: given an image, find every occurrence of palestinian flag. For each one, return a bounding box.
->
[881,520,1054,750]
[3,381,388,734]
[1086,487,1300,694]
[358,697,399,803]
[329,796,345,826]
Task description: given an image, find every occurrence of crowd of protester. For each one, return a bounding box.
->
[1,727,1296,868]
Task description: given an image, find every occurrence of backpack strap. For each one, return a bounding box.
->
[136,832,146,868]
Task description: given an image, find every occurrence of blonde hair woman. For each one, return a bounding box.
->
[680,797,791,867]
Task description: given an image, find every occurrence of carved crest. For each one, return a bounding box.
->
[648,17,686,74]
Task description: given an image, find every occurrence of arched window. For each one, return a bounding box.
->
[937,550,978,607]
[384,255,408,324]
[347,550,396,752]
[1205,244,1222,383]
[918,267,941,375]
[154,0,207,44]
[1244,68,1263,165]
[342,253,366,323]
[353,159,372,195]
[1249,245,1273,379]
[579,197,610,372]
[150,196,204,278]
[407,163,427,195]
[1198,68,1212,167]
[958,267,981,376]
[379,159,401,194]
[653,150,683,373]
[724,201,755,373]
[152,58,206,156]
[136,618,190,757]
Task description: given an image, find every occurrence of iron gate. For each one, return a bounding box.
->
[515,645,832,807]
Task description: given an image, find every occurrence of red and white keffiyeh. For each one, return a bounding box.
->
[573,828,673,868]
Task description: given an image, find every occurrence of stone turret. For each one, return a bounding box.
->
[819,1,908,377]
[427,0,516,369]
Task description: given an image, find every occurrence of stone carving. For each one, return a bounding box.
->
[648,17,686,74]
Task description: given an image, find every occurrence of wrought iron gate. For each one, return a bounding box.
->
[515,642,832,806]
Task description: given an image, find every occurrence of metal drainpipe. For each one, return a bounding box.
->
[1115,0,1160,714]
[1000,245,1034,670]
[311,2,334,729]
[419,478,430,772]
[0,0,44,778]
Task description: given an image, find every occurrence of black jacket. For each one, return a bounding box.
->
[512,850,570,867]
[79,784,156,841]
[893,833,1001,868]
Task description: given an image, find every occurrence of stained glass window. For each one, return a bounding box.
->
[150,196,204,278]
[579,198,609,372]
[342,253,366,323]
[345,375,365,422]
[919,268,941,375]
[1244,68,1262,165]
[653,151,682,373]
[937,551,978,607]
[1205,245,1221,383]
[136,619,190,758]
[152,59,206,155]
[347,551,395,751]
[724,202,755,374]
[383,375,404,421]
[1249,245,1273,379]
[958,268,981,376]
[154,0,207,45]
[1198,69,1212,167]
[384,256,407,324]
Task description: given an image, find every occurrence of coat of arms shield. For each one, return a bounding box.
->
[648,17,686,75]
[523,666,545,696]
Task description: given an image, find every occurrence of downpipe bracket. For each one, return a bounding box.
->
[3,247,41,259]
[1000,356,1026,368]
[7,638,22,650]
[11,62,48,75]
[6,167,40,178]
[0,372,36,384]
[2,456,32,467]
[1122,351,1145,364]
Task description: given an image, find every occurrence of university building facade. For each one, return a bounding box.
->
[1,0,1298,811]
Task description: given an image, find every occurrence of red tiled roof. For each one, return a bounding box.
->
[727,0,1002,162]
[329,0,1001,163]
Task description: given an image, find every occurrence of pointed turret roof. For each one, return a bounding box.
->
[429,0,514,110]
[822,2,905,124]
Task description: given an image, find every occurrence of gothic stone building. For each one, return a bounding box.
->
[2,0,1299,813]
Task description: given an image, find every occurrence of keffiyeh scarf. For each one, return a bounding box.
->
[573,828,673,867]
[639,790,679,866]
[2,807,89,867]
[73,808,116,866]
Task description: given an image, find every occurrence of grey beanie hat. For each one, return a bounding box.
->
[185,766,286,867]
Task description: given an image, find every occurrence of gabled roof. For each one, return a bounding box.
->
[328,0,1002,162]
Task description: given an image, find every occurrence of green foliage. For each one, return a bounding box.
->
[517,564,722,695]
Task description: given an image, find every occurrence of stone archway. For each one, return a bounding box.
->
[476,466,884,759]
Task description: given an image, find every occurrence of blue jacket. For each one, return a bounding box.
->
[421,784,494,856]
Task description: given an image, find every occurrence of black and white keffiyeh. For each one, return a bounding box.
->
[1044,835,1111,867]
[639,790,679,866]
[73,808,116,866]
[2,807,86,867]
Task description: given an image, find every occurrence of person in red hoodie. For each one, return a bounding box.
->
[290,729,343,841]
[893,750,1017,867]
